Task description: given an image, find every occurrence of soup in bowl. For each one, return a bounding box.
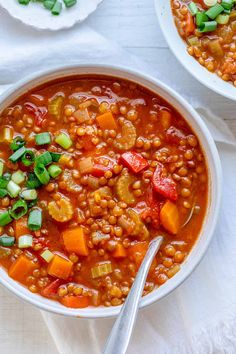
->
[0,65,221,318]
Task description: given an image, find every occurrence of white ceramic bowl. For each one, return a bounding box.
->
[155,0,236,101]
[0,64,222,318]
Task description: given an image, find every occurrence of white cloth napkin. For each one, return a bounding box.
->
[1,9,236,354]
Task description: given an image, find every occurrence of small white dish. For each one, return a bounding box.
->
[0,0,103,31]
[155,0,236,101]
[0,64,222,319]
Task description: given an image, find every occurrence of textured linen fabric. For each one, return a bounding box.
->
[1,7,236,354]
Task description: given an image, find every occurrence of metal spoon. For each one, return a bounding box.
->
[103,235,163,354]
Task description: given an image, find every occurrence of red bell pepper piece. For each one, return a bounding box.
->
[152,162,178,201]
[92,156,115,177]
[120,151,149,173]
[166,126,185,144]
[24,102,47,127]
[41,279,64,298]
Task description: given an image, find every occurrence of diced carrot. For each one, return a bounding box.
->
[62,227,89,256]
[128,242,148,267]
[14,217,30,239]
[160,200,180,235]
[113,243,127,258]
[8,254,38,283]
[96,111,117,130]
[47,254,73,280]
[60,295,90,308]
[185,12,195,36]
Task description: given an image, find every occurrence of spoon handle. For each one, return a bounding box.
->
[103,236,163,354]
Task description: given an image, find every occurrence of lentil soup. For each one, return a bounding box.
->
[172,0,236,85]
[0,76,208,308]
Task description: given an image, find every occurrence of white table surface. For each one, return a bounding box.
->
[1,1,235,354]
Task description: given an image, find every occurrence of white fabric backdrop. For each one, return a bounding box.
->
[1,7,236,354]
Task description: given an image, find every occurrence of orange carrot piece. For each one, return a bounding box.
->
[128,242,148,267]
[60,295,90,309]
[160,200,180,235]
[8,254,38,283]
[47,254,73,280]
[96,111,117,130]
[113,243,127,258]
[14,217,30,239]
[185,12,195,36]
[62,227,89,256]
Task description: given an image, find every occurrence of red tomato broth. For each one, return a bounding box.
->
[0,75,208,308]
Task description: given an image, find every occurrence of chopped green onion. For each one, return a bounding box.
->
[0,161,4,177]
[44,0,56,10]
[34,163,50,185]
[11,170,25,185]
[205,4,224,19]
[221,0,234,10]
[199,20,218,32]
[0,235,15,247]
[204,0,217,6]
[216,13,230,24]
[10,136,25,151]
[27,199,38,209]
[0,189,8,198]
[35,132,51,145]
[26,173,42,189]
[22,150,35,167]
[63,0,77,7]
[196,12,209,26]
[40,249,54,263]
[50,152,62,162]
[35,151,52,166]
[18,235,33,249]
[9,146,26,163]
[55,132,72,149]
[223,8,231,14]
[188,2,198,15]
[28,208,42,231]
[48,164,62,178]
[20,189,38,201]
[10,200,28,220]
[7,180,21,198]
[0,177,8,189]
[52,1,62,15]
[0,211,12,226]
[3,173,11,181]
[18,0,30,4]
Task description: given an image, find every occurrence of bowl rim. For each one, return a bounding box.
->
[0,63,222,318]
[155,0,236,101]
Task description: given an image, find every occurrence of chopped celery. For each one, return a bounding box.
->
[18,235,33,249]
[91,261,112,279]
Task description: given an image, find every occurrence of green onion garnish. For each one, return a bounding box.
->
[63,0,77,7]
[216,13,230,24]
[221,0,234,10]
[10,200,28,220]
[205,4,224,19]
[50,152,62,162]
[35,151,52,166]
[9,146,26,163]
[0,189,8,198]
[34,163,50,185]
[199,20,218,32]
[44,0,56,10]
[7,180,21,198]
[196,12,209,26]
[0,161,4,177]
[51,1,62,15]
[35,132,51,145]
[10,136,25,151]
[28,208,42,231]
[188,2,198,15]
[22,150,35,167]
[48,164,62,178]
[11,170,25,185]
[0,177,8,189]
[26,173,42,189]
[55,132,72,149]
[20,189,38,201]
[0,211,12,226]
[18,0,30,4]
[0,235,15,247]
